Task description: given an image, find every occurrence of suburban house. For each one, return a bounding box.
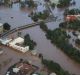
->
[65,15,80,21]
[0,23,3,35]
[6,61,38,75]
[8,37,29,53]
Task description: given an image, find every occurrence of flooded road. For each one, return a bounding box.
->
[0,0,80,75]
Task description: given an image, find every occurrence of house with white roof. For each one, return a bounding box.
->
[8,37,29,53]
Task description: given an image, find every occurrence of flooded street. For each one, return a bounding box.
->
[0,0,80,75]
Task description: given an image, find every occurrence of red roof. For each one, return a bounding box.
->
[66,15,77,21]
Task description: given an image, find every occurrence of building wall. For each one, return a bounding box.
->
[0,25,3,34]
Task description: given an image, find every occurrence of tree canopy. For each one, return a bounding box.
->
[3,23,11,30]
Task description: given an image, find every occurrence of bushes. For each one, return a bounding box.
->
[67,9,80,15]
[31,13,38,22]
[31,11,49,22]
[75,39,80,45]
[27,0,36,8]
[51,3,55,8]
[39,21,48,32]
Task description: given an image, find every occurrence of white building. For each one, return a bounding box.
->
[0,23,3,34]
[8,37,29,53]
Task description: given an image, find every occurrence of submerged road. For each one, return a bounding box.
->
[0,16,56,38]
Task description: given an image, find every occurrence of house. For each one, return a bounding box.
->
[66,15,80,21]
[50,0,59,5]
[8,37,29,53]
[66,15,77,21]
[6,61,38,75]
[0,23,3,34]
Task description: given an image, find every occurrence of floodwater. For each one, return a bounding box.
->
[0,3,33,29]
[10,25,80,75]
[0,0,80,75]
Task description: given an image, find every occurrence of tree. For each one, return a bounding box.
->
[20,2,26,8]
[4,0,11,6]
[31,13,38,22]
[27,0,36,8]
[75,39,80,45]
[67,9,80,15]
[39,21,48,31]
[51,3,55,8]
[3,23,11,30]
[45,28,80,62]
[24,34,36,50]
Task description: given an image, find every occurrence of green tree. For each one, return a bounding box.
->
[3,23,11,30]
[27,0,36,8]
[57,0,72,7]
[24,34,36,50]
[4,0,10,5]
[39,21,48,32]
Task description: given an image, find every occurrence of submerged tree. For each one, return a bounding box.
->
[3,23,11,30]
[24,34,36,50]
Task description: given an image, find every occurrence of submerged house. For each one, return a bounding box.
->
[66,15,77,21]
[65,15,80,21]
